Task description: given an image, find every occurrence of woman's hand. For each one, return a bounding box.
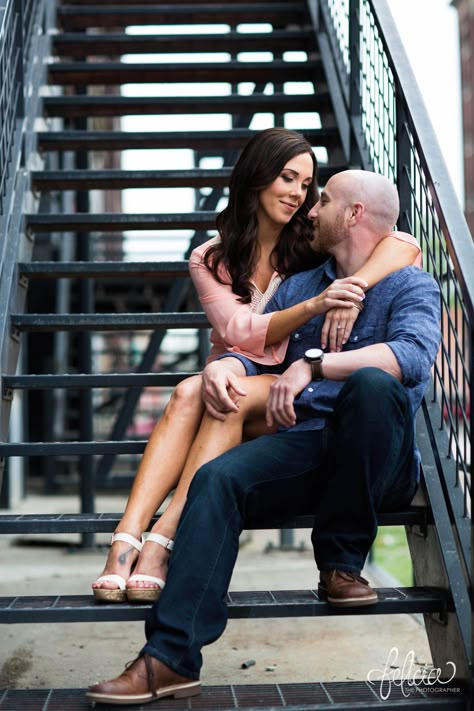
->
[201,360,247,420]
[321,305,360,352]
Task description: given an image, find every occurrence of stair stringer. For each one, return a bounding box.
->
[406,410,471,686]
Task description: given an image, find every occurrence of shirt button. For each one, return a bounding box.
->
[308,387,314,393]
[353,336,358,341]
[294,333,300,339]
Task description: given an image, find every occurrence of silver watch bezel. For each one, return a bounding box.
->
[304,348,324,362]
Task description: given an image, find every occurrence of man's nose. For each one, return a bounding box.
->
[307,203,318,219]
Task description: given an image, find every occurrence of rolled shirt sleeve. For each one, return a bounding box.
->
[383,270,441,388]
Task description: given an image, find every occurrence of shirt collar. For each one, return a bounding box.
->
[322,257,337,282]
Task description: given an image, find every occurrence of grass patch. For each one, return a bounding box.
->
[371,526,413,586]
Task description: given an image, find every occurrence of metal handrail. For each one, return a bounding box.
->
[309,0,473,678]
[0,0,55,497]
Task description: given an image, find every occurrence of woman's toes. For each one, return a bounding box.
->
[92,542,140,590]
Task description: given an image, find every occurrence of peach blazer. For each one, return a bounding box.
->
[189,233,421,366]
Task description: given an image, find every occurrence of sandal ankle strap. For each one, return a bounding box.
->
[110,532,144,552]
[146,532,174,551]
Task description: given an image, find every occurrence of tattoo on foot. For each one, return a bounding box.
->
[118,546,133,565]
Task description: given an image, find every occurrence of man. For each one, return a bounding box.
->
[87,170,441,706]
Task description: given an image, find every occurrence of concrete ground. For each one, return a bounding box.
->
[0,495,433,691]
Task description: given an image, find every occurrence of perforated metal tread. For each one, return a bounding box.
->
[3,372,193,390]
[57,3,308,31]
[0,587,450,624]
[0,509,427,534]
[19,261,190,277]
[11,312,209,333]
[0,682,466,710]
[62,0,291,4]
[53,29,314,56]
[48,59,321,85]
[36,128,339,152]
[31,165,340,191]
[42,93,329,118]
[26,211,216,232]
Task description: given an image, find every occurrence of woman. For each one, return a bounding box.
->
[92,128,420,603]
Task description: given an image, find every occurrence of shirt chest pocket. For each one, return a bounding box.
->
[289,322,321,357]
[344,325,376,351]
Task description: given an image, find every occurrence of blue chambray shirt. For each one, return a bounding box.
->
[218,259,441,436]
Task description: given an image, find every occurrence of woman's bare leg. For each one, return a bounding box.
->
[127,374,277,590]
[92,374,205,591]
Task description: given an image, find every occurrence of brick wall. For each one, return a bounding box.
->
[452,0,474,236]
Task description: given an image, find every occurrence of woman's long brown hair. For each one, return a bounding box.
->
[203,127,322,303]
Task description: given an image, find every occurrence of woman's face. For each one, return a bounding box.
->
[256,152,314,231]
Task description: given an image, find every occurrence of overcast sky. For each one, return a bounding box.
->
[386,0,463,202]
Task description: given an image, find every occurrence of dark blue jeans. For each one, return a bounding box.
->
[143,368,418,678]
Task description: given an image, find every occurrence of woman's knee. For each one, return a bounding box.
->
[167,374,203,415]
[232,374,275,418]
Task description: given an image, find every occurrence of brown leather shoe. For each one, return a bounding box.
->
[86,653,201,706]
[318,569,378,607]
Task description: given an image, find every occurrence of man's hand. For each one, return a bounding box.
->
[201,360,247,420]
[266,359,312,428]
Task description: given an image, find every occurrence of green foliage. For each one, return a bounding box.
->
[372,526,413,587]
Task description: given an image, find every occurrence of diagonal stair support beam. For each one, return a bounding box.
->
[94,192,218,487]
[95,84,269,486]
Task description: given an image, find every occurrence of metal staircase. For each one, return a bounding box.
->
[0,0,472,708]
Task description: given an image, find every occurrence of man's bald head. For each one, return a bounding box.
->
[329,170,400,234]
[307,170,402,273]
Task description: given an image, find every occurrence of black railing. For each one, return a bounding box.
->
[0,1,24,220]
[0,0,55,497]
[309,0,473,680]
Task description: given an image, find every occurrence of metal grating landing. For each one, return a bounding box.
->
[0,508,427,534]
[0,682,467,710]
[0,587,450,624]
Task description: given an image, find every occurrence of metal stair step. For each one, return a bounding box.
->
[1,682,465,710]
[48,59,321,85]
[42,92,329,117]
[32,164,340,191]
[19,260,190,278]
[61,0,299,5]
[11,311,210,332]
[3,372,194,390]
[32,168,232,191]
[57,3,308,31]
[26,211,217,232]
[0,587,450,623]
[0,440,147,456]
[53,29,314,57]
[37,127,339,151]
[0,509,428,534]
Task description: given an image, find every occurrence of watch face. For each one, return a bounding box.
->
[305,348,324,360]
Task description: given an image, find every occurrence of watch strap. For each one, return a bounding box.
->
[310,359,324,381]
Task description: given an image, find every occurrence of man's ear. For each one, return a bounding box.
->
[348,201,365,225]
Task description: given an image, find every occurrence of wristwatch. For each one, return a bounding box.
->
[304,348,324,380]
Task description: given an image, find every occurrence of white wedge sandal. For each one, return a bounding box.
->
[92,532,143,603]
[126,533,174,603]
